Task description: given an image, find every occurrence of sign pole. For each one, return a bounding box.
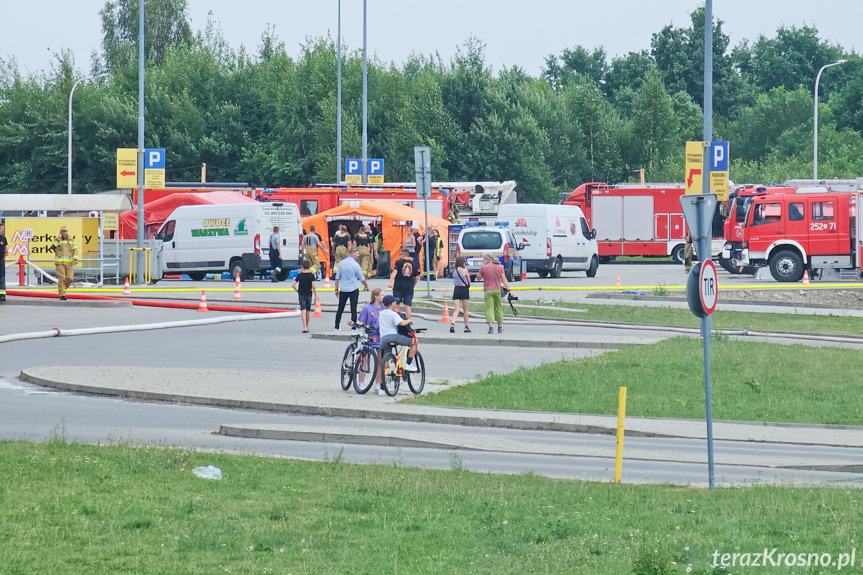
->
[135,0,146,285]
[414,146,432,298]
[702,0,716,492]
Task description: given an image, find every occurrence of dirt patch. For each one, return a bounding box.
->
[721,289,863,309]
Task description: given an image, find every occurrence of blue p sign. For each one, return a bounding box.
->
[345,159,361,175]
[710,141,728,171]
[369,159,384,175]
[145,148,165,169]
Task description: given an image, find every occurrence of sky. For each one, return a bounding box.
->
[0,0,858,77]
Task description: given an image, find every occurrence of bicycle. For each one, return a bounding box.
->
[381,327,426,397]
[339,325,380,394]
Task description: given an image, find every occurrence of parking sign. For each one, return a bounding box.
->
[345,158,361,184]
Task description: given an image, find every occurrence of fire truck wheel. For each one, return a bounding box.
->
[550,257,562,279]
[769,250,804,283]
[586,256,598,278]
[671,244,685,264]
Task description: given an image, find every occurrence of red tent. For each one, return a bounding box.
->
[119,192,258,239]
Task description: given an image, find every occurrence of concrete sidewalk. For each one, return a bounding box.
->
[19,365,863,449]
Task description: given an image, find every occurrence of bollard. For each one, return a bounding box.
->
[18,256,26,286]
[614,386,627,484]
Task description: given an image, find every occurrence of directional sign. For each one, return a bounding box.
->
[685,141,704,195]
[709,141,729,201]
[345,158,361,184]
[414,146,431,199]
[144,148,166,189]
[368,158,385,185]
[699,259,718,314]
[116,148,137,188]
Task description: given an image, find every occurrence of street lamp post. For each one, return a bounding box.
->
[67,73,108,195]
[813,59,847,179]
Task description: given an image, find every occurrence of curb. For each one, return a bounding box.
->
[310,333,650,349]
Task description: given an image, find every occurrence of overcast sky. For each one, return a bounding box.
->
[1,1,858,77]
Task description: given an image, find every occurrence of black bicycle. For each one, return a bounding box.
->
[340,325,380,394]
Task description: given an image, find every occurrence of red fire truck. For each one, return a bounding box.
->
[561,182,725,263]
[732,189,862,282]
[720,184,796,274]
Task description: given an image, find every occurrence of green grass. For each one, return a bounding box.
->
[497,300,863,338]
[412,337,863,425]
[2,439,862,575]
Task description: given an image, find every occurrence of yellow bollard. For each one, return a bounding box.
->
[614,386,627,484]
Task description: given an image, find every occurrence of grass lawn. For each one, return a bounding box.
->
[493,300,863,338]
[2,439,861,575]
[412,337,863,425]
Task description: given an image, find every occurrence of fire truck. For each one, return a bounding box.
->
[731,184,863,282]
[720,184,796,274]
[561,182,726,263]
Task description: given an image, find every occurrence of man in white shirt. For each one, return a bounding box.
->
[379,295,419,371]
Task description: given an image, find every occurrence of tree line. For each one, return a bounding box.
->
[0,0,861,203]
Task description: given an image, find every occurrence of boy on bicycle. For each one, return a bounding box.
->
[379,295,419,371]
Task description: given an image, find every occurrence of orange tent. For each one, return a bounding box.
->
[301,200,449,276]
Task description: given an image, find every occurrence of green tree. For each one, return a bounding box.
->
[628,67,677,173]
[99,0,193,72]
[542,46,607,91]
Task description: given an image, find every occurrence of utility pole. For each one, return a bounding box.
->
[135,0,146,285]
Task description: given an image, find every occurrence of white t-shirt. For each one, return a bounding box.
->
[379,308,402,337]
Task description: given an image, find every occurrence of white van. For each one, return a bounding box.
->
[154,203,301,281]
[496,204,599,278]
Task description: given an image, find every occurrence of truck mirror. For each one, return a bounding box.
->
[591,229,597,240]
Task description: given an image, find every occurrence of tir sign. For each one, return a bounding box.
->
[699,259,718,315]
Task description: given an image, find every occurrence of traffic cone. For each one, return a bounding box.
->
[439,302,451,323]
[122,277,131,296]
[615,274,622,288]
[197,290,209,312]
[803,270,810,285]
[233,274,242,300]
[324,276,331,289]
[313,297,323,317]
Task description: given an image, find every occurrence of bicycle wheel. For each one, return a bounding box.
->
[353,346,379,395]
[340,343,356,391]
[381,352,400,397]
[407,352,426,394]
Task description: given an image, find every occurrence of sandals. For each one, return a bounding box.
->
[449,324,455,333]
[498,326,503,333]
[464,326,471,333]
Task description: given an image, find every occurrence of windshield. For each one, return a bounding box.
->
[461,231,504,250]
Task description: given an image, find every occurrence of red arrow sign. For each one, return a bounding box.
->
[120,170,136,177]
[687,168,702,189]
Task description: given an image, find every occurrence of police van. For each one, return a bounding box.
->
[496,204,599,278]
[455,222,525,282]
[154,203,301,280]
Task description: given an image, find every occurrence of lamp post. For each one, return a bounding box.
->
[68,73,108,195]
[813,59,847,179]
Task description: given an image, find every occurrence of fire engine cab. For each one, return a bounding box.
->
[732,190,861,282]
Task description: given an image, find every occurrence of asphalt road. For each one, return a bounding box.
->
[2,379,861,488]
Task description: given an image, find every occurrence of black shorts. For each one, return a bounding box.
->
[452,285,470,301]
[392,289,414,307]
[298,294,313,311]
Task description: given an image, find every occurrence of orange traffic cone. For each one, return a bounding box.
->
[197,290,209,312]
[439,302,451,323]
[233,274,242,300]
[324,275,331,289]
[122,277,131,296]
[803,270,810,285]
[313,297,324,317]
[615,274,622,288]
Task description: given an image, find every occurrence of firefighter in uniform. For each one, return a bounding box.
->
[303,225,325,277]
[331,225,352,274]
[354,225,373,278]
[52,225,77,300]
